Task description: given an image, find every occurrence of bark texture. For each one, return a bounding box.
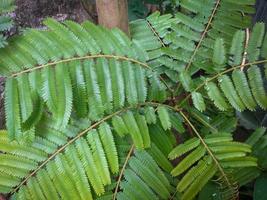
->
[96,0,129,35]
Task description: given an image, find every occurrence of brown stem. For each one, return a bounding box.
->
[96,0,129,35]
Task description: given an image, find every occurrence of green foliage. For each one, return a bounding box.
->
[183,24,267,112]
[168,134,257,200]
[0,0,266,199]
[0,114,173,198]
[117,151,173,199]
[254,174,267,200]
[130,0,255,81]
[0,0,15,48]
[0,19,166,140]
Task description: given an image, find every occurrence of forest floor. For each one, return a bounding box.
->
[0,0,96,129]
[14,0,96,28]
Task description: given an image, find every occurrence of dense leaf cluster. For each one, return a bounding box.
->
[0,0,266,199]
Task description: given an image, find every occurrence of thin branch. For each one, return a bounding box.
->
[146,19,166,47]
[175,0,221,94]
[113,145,135,200]
[169,190,178,200]
[241,28,250,71]
[145,19,175,94]
[10,54,150,78]
[184,0,221,72]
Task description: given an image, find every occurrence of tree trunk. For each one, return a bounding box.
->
[96,0,129,35]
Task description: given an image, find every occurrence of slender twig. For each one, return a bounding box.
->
[184,0,221,72]
[10,54,150,77]
[175,0,221,94]
[169,190,178,200]
[241,28,250,71]
[113,145,135,200]
[145,18,175,94]
[146,19,166,47]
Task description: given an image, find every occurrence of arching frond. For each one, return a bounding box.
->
[185,23,267,112]
[117,151,174,200]
[0,19,167,140]
[169,133,257,200]
[0,103,180,199]
[131,0,255,82]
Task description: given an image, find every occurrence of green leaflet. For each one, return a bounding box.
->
[54,64,73,128]
[177,159,208,192]
[83,60,104,120]
[144,106,157,124]
[179,69,194,92]
[182,163,217,200]
[262,34,267,58]
[232,69,257,111]
[157,106,171,130]
[135,114,151,148]
[248,66,267,109]
[122,111,144,149]
[212,38,226,66]
[149,124,175,156]
[17,75,33,123]
[69,61,88,118]
[5,78,21,140]
[191,91,206,112]
[123,61,138,106]
[87,130,111,185]
[98,123,119,174]
[171,146,206,176]
[95,58,113,114]
[246,127,266,146]
[148,72,167,102]
[205,81,229,111]
[247,23,265,62]
[170,112,185,133]
[42,67,57,115]
[109,59,125,110]
[229,30,245,66]
[169,138,200,160]
[112,115,128,137]
[76,138,105,195]
[148,143,173,173]
[218,75,245,111]
[134,65,147,103]
[127,151,171,199]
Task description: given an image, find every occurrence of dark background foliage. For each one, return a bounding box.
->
[254,0,267,25]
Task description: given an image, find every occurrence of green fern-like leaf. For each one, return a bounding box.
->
[169,134,257,200]
[118,151,172,199]
[0,19,167,140]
